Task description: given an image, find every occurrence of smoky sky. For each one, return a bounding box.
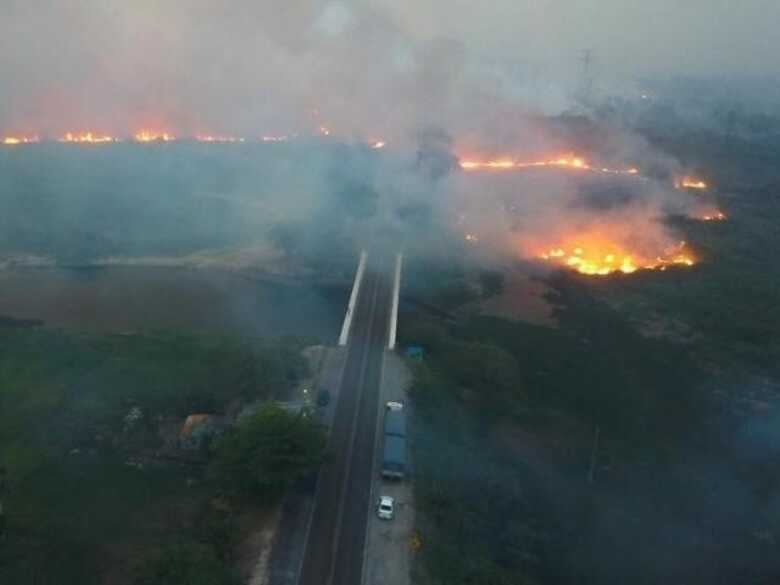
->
[1,0,778,138]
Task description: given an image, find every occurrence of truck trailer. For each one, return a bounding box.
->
[381,402,407,479]
[381,435,406,479]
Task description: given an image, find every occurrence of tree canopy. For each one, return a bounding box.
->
[212,403,326,497]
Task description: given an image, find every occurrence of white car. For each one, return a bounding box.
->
[386,401,404,411]
[377,495,395,520]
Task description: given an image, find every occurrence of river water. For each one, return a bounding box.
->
[0,266,348,342]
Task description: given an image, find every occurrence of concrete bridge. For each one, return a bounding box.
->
[269,249,405,585]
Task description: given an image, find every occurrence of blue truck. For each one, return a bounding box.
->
[381,402,407,479]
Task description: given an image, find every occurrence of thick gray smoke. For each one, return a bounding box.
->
[2,1,779,139]
[0,0,759,275]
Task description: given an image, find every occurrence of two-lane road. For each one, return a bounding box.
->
[299,253,392,585]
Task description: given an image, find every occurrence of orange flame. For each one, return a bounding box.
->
[676,177,708,190]
[537,237,695,276]
[3,135,39,145]
[195,135,245,143]
[58,132,117,143]
[134,130,175,143]
[459,155,639,176]
[697,210,727,222]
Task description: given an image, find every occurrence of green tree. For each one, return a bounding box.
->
[445,342,522,400]
[212,403,325,497]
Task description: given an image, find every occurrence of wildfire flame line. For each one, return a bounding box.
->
[538,241,695,276]
[2,136,39,145]
[459,156,639,176]
[698,210,727,222]
[58,132,117,143]
[195,135,245,143]
[676,177,708,190]
[1,114,379,146]
[134,131,175,143]
[3,131,384,146]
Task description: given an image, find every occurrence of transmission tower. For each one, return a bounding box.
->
[579,49,595,108]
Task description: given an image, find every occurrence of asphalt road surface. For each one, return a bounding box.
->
[299,253,392,585]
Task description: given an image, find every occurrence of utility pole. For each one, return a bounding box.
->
[587,425,600,485]
[0,466,6,539]
[579,49,595,109]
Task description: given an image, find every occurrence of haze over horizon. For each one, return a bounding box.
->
[2,0,779,140]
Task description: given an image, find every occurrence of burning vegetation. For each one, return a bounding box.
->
[459,154,639,176]
[538,237,695,276]
[457,149,705,278]
[694,208,727,222]
[195,135,245,143]
[2,135,39,145]
[1,128,385,146]
[134,130,176,143]
[59,132,117,143]
[676,176,709,190]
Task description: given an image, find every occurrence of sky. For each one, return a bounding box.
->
[378,0,780,76]
[1,0,778,138]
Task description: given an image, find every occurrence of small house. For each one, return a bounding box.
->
[179,414,231,450]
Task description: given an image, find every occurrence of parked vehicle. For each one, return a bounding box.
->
[382,399,407,479]
[382,434,406,479]
[377,495,395,520]
[384,406,406,438]
[316,388,331,407]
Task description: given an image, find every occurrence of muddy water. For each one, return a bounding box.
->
[0,267,348,342]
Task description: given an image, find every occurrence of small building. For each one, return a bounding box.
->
[405,346,424,361]
[179,414,231,451]
[279,400,313,417]
[238,400,313,423]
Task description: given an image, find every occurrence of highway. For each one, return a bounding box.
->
[298,252,392,585]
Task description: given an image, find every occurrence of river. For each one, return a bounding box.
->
[0,266,348,342]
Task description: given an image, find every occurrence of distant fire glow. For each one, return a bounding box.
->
[195,135,245,143]
[0,127,397,146]
[676,177,708,190]
[696,209,727,222]
[2,135,39,145]
[59,132,116,143]
[537,237,695,276]
[134,130,175,143]
[459,155,640,176]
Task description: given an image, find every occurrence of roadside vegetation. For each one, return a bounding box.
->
[212,402,326,498]
[0,324,325,584]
